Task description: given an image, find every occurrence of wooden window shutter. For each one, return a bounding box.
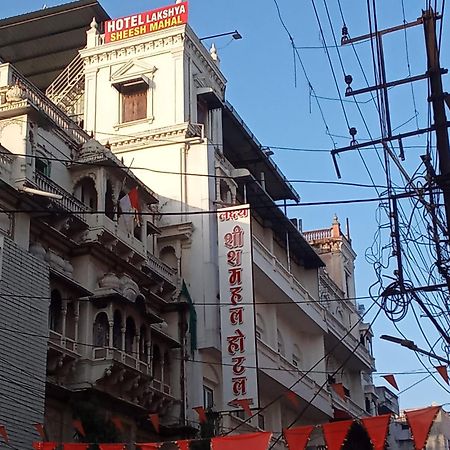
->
[122,83,147,123]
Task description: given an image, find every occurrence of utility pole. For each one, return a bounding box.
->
[423,9,450,239]
[329,8,450,346]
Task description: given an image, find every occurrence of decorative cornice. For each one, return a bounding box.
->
[80,32,185,68]
[109,122,203,151]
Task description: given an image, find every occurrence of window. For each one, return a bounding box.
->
[256,313,265,341]
[121,81,147,123]
[113,310,122,349]
[197,98,208,133]
[93,313,109,347]
[36,156,51,177]
[125,316,136,354]
[203,385,214,409]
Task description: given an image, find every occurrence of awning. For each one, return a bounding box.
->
[240,175,324,269]
[222,101,300,203]
[0,0,110,90]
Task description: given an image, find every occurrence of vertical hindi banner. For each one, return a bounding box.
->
[217,205,259,412]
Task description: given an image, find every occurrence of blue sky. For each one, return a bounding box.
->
[3,0,450,410]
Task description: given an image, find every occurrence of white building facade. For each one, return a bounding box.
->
[0,0,377,447]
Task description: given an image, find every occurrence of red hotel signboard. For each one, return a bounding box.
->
[217,205,259,412]
[104,2,188,43]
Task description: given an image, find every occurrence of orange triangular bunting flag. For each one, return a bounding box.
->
[331,383,346,400]
[176,440,190,450]
[405,406,440,450]
[33,423,46,440]
[233,398,252,417]
[322,420,353,450]
[72,419,85,437]
[33,443,57,450]
[435,366,449,384]
[137,444,161,450]
[149,413,160,433]
[361,414,391,450]
[0,425,9,443]
[382,374,399,390]
[285,390,301,408]
[211,431,272,450]
[284,425,314,450]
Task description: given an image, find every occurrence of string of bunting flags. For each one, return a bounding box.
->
[11,405,438,450]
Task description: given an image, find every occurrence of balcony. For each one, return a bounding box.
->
[330,388,369,419]
[302,228,332,241]
[47,330,81,381]
[92,347,151,376]
[146,251,178,286]
[34,172,90,224]
[252,236,326,331]
[257,339,332,418]
[324,310,375,371]
[0,63,90,146]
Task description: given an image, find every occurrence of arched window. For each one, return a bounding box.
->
[49,289,62,333]
[113,310,122,349]
[139,325,148,362]
[152,345,162,381]
[125,316,136,354]
[93,312,109,347]
[219,180,232,204]
[277,329,285,357]
[74,177,97,210]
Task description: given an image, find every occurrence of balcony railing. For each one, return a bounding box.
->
[302,228,332,241]
[325,310,374,368]
[330,389,369,418]
[253,236,325,320]
[92,347,151,376]
[146,251,178,285]
[8,64,90,145]
[48,330,79,354]
[34,172,89,223]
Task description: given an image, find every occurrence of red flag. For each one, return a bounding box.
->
[111,417,124,432]
[284,425,314,450]
[176,440,190,450]
[63,445,89,450]
[99,445,126,450]
[0,425,9,444]
[361,414,391,450]
[233,398,252,416]
[382,374,399,390]
[435,365,449,384]
[72,419,85,437]
[128,187,140,212]
[405,406,440,450]
[33,444,57,450]
[322,420,353,450]
[149,413,160,433]
[211,432,272,450]
[33,423,46,440]
[331,383,346,400]
[285,390,301,408]
[193,406,207,424]
[137,444,161,450]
